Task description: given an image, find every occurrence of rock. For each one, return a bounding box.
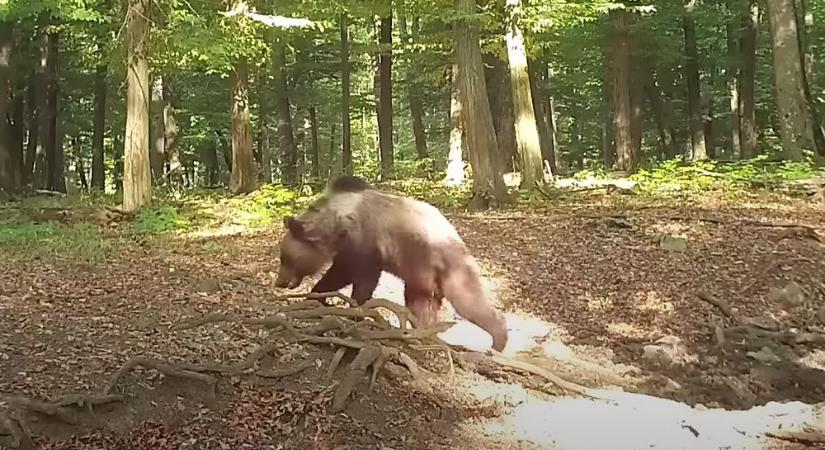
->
[642,335,697,367]
[747,346,782,364]
[195,278,221,294]
[658,234,687,252]
[768,281,806,311]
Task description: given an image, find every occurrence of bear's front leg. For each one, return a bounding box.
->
[310,256,352,305]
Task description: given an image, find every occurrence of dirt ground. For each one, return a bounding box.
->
[2,193,825,449]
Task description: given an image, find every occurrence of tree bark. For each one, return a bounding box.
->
[0,22,17,193]
[505,0,546,187]
[309,106,320,177]
[150,75,165,183]
[684,1,708,161]
[543,62,560,173]
[726,0,742,158]
[796,0,814,83]
[642,60,679,157]
[739,0,759,158]
[485,55,517,172]
[24,74,38,185]
[163,81,182,184]
[527,58,555,177]
[273,42,298,185]
[229,59,256,194]
[44,27,64,192]
[377,16,394,179]
[33,15,50,190]
[92,64,106,190]
[340,14,352,176]
[399,16,428,159]
[201,138,219,186]
[122,0,152,212]
[455,0,507,209]
[445,62,466,187]
[609,10,637,172]
[765,0,814,160]
[74,136,88,191]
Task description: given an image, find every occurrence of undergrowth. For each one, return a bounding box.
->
[0,219,112,263]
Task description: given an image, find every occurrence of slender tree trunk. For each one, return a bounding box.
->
[91,64,106,190]
[44,27,64,192]
[445,62,466,187]
[543,62,560,174]
[0,22,16,193]
[609,10,637,172]
[726,0,742,158]
[201,138,219,186]
[485,55,517,172]
[602,47,615,169]
[504,0,545,187]
[399,17,428,159]
[455,0,507,209]
[629,53,644,163]
[74,136,88,191]
[24,75,38,185]
[10,90,24,187]
[739,0,759,157]
[122,0,152,212]
[229,59,256,194]
[377,16,394,179]
[765,0,814,160]
[340,14,352,175]
[642,60,679,157]
[150,75,165,183]
[684,1,708,161]
[308,106,320,177]
[163,81,182,184]
[527,58,555,177]
[797,0,814,83]
[33,15,50,190]
[258,107,272,183]
[273,43,298,185]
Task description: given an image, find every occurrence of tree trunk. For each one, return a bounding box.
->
[399,17,428,159]
[0,22,17,193]
[609,10,637,172]
[257,105,271,183]
[340,14,352,176]
[485,55,517,172]
[684,1,708,161]
[163,81,182,184]
[445,62,466,187]
[273,43,298,185]
[642,61,679,157]
[765,0,814,160]
[543,62,560,174]
[726,0,742,158]
[796,0,814,83]
[122,0,152,212]
[629,51,644,163]
[24,75,38,185]
[309,106,320,177]
[739,0,759,158]
[150,75,165,183]
[44,28,64,192]
[455,0,507,209]
[504,0,545,187]
[10,89,24,186]
[229,59,256,194]
[527,58,555,177]
[33,15,50,190]
[74,136,88,191]
[377,16,394,179]
[201,138,219,186]
[91,64,106,190]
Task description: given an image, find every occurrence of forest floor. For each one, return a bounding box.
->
[2,182,825,450]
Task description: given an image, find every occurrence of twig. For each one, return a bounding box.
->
[51,393,123,409]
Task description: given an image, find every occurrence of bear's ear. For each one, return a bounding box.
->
[286,216,323,243]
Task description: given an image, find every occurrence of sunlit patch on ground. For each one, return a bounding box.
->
[477,391,817,450]
[186,223,250,238]
[605,321,653,340]
[633,290,675,314]
[584,294,613,312]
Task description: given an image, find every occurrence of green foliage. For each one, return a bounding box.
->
[0,219,111,263]
[131,205,192,234]
[629,158,825,195]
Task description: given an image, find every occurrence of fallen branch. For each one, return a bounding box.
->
[0,395,77,424]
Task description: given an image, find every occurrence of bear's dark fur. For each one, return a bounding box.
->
[275,176,508,351]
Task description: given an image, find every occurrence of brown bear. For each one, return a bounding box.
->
[274,176,508,352]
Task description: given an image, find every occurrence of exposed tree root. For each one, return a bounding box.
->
[0,395,78,425]
[103,358,217,396]
[256,360,316,379]
[331,345,384,413]
[765,429,825,444]
[0,410,33,450]
[697,291,735,319]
